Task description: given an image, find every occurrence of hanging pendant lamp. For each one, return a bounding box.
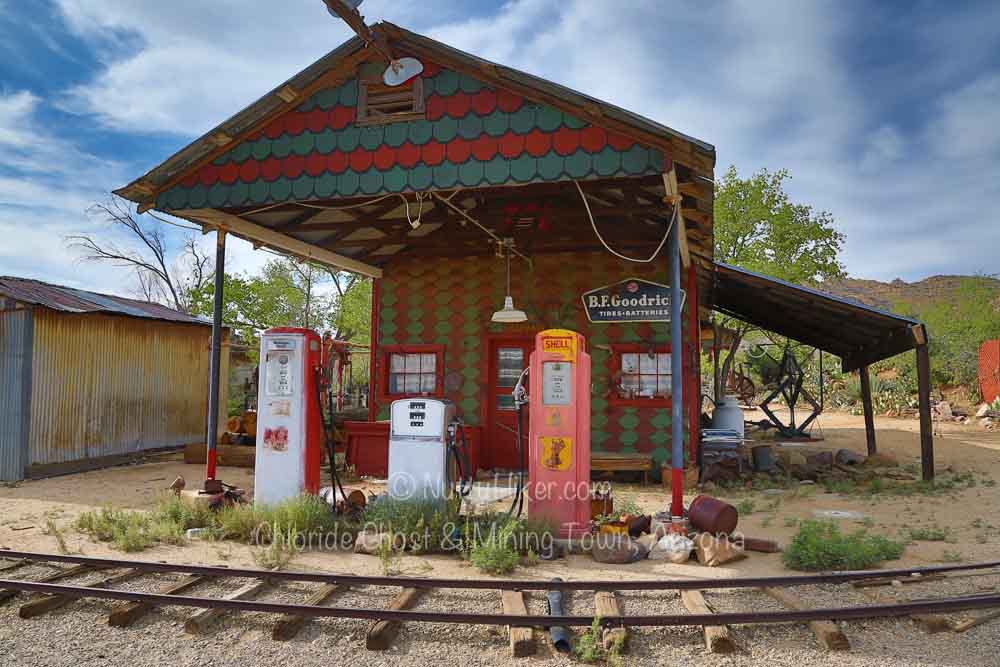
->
[491,242,527,323]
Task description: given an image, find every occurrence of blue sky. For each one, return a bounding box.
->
[1,0,999,296]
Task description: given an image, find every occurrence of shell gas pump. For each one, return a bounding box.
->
[525,329,591,539]
[254,327,323,505]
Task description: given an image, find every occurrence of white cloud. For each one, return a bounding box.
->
[929,73,1000,160]
[10,0,1000,286]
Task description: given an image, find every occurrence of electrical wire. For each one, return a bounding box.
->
[574,180,674,263]
[145,210,203,232]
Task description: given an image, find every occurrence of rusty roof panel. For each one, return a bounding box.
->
[0,276,211,326]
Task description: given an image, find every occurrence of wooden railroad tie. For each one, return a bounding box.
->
[501,590,536,657]
[0,564,95,605]
[108,574,207,627]
[367,587,422,650]
[594,591,628,653]
[20,568,141,619]
[272,583,344,641]
[680,590,737,654]
[859,587,954,633]
[764,587,850,650]
[0,560,27,574]
[184,580,269,635]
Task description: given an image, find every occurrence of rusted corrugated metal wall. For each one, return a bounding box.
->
[27,310,218,466]
[981,339,1000,404]
[0,308,33,480]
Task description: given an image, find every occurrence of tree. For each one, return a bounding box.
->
[187,256,371,348]
[712,166,846,399]
[67,196,212,312]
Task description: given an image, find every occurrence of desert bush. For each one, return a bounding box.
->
[783,520,904,571]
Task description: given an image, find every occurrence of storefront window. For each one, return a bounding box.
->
[613,345,671,405]
[382,345,444,398]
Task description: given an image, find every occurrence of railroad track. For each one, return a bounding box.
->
[2,549,1000,655]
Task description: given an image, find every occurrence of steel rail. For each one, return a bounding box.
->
[1,578,999,627]
[3,549,1000,592]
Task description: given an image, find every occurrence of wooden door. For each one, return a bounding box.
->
[486,338,533,471]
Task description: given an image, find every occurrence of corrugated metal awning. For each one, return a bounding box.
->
[711,262,925,372]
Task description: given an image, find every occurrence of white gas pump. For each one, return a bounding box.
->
[254,328,322,506]
[387,398,461,500]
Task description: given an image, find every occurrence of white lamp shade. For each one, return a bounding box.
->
[491,296,527,323]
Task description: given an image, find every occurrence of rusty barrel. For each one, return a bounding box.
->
[687,495,738,535]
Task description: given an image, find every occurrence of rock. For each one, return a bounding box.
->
[977,404,991,418]
[936,401,953,418]
[981,418,994,429]
[863,452,898,468]
[787,452,808,467]
[835,448,866,466]
[353,531,402,555]
[592,535,649,564]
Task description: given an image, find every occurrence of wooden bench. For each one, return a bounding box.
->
[592,453,655,485]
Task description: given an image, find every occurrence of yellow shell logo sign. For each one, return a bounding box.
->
[540,329,577,362]
[540,436,573,471]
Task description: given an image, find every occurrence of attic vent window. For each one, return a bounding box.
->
[356,76,424,126]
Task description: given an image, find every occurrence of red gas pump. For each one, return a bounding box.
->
[254,327,323,504]
[526,329,592,539]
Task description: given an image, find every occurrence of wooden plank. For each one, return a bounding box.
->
[0,560,26,574]
[367,587,422,650]
[859,365,877,455]
[916,343,935,481]
[0,564,94,604]
[680,590,736,654]
[181,208,383,278]
[764,588,850,650]
[19,568,141,618]
[501,590,536,657]
[108,574,207,627]
[272,583,342,641]
[594,591,627,652]
[953,609,1000,633]
[184,580,267,634]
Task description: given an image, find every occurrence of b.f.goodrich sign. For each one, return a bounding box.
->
[581,278,684,323]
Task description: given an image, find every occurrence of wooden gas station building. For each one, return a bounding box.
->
[116,23,936,483]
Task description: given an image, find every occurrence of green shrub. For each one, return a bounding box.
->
[783,520,904,571]
[469,519,521,575]
[908,526,950,542]
[361,497,460,553]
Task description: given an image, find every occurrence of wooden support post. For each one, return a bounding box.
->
[108,574,207,627]
[19,568,140,618]
[859,365,877,455]
[272,583,343,641]
[0,564,94,604]
[680,590,736,654]
[764,588,850,651]
[594,591,628,652]
[184,580,267,634]
[916,342,935,481]
[366,587,421,650]
[501,590,536,657]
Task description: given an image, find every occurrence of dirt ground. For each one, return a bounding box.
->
[3,408,1000,575]
[3,409,1000,666]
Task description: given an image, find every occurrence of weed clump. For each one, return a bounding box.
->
[783,520,904,571]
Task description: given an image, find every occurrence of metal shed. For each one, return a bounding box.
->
[0,277,229,481]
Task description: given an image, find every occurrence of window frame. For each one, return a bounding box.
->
[356,76,425,127]
[379,344,445,402]
[608,343,673,407]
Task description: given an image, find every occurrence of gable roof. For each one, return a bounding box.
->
[0,276,212,326]
[114,22,715,208]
